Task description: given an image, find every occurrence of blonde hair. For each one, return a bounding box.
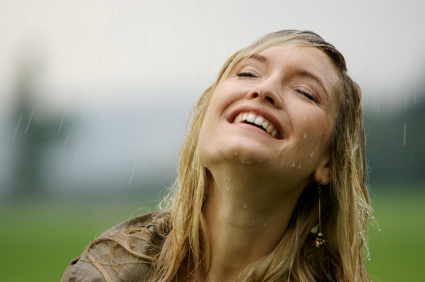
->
[88,30,372,282]
[155,30,371,282]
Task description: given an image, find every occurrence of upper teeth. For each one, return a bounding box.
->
[233,112,278,138]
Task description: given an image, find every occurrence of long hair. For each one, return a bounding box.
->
[155,30,372,282]
[85,30,372,282]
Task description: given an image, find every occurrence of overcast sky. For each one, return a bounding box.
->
[1,0,425,116]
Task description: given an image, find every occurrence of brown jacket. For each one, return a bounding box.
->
[61,211,164,282]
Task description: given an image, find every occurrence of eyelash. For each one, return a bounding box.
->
[237,71,256,77]
[294,87,316,102]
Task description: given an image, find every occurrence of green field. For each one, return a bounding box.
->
[1,185,424,282]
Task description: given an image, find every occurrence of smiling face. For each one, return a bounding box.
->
[198,44,339,190]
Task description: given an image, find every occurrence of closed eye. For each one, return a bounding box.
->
[237,71,256,78]
[294,87,316,102]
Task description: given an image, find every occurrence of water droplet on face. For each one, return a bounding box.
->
[226,186,229,191]
[242,202,247,208]
[247,161,251,165]
[234,152,238,156]
[226,177,231,181]
[263,222,267,227]
[298,163,302,169]
[311,152,314,157]
[304,133,307,138]
[292,162,295,167]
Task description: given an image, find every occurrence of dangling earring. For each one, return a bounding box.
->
[315,181,325,248]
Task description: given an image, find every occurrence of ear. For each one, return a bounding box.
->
[313,153,331,185]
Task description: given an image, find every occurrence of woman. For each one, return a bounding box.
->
[62,30,372,282]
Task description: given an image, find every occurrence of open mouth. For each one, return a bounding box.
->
[233,112,280,139]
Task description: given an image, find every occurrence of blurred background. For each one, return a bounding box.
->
[0,0,424,281]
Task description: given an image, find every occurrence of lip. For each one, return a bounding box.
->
[226,104,285,140]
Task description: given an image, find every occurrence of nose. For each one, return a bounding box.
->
[246,77,283,109]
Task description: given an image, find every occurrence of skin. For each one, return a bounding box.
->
[196,45,339,282]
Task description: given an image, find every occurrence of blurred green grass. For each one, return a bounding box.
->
[0,185,424,282]
[365,184,425,282]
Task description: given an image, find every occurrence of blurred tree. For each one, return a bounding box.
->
[10,55,70,198]
[365,98,425,186]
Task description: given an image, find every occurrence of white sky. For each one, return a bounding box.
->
[1,0,425,114]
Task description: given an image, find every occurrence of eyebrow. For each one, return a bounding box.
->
[246,53,267,63]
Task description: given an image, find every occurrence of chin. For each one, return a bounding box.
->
[207,143,273,167]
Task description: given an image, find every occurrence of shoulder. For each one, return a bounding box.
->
[98,210,164,238]
[61,210,168,282]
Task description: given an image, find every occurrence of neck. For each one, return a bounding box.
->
[201,164,306,282]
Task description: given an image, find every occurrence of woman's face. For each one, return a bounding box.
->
[198,45,339,189]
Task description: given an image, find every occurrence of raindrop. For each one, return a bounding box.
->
[58,111,66,133]
[24,111,34,133]
[226,177,231,181]
[129,161,137,185]
[226,186,229,191]
[298,163,302,169]
[310,151,314,157]
[234,152,238,156]
[61,134,71,156]
[368,258,371,261]
[12,116,23,139]
[304,133,307,138]
[403,123,406,146]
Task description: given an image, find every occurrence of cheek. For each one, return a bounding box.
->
[198,122,213,168]
[197,105,224,167]
[293,107,327,136]
[292,110,333,158]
